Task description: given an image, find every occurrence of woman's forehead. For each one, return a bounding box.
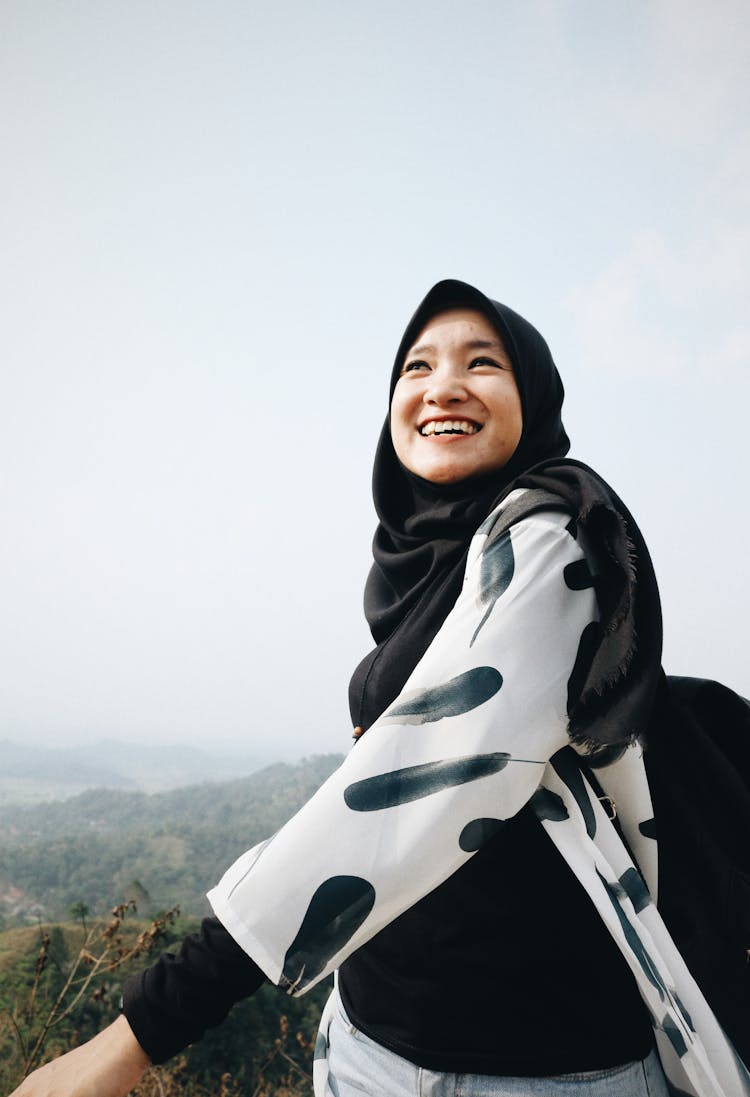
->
[407,307,508,354]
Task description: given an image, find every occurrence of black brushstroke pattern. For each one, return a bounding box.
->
[619,867,651,913]
[281,876,375,993]
[530,787,569,822]
[673,992,695,1033]
[458,817,507,851]
[385,667,503,725]
[551,748,596,838]
[639,817,657,840]
[563,559,595,590]
[661,1014,688,1058]
[597,869,668,1002]
[344,753,514,812]
[314,1031,328,1060]
[567,621,603,715]
[470,529,515,647]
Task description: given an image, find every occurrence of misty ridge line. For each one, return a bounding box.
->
[0,738,296,803]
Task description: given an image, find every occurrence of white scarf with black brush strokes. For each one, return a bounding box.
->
[208,494,749,1097]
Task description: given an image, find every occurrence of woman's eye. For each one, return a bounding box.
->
[469,356,503,369]
[401,359,431,374]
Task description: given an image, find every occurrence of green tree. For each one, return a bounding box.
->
[68,901,89,931]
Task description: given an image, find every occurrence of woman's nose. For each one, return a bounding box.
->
[423,369,468,405]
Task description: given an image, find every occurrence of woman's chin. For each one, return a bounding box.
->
[414,462,486,486]
[408,450,512,485]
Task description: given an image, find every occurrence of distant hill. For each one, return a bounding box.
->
[0,738,271,803]
[0,753,344,927]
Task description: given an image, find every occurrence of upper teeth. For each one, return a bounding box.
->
[419,420,479,436]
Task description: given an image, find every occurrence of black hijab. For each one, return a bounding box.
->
[348,279,662,752]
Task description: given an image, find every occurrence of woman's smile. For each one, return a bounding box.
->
[417,416,482,437]
[390,307,523,484]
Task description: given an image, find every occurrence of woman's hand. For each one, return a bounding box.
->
[7,1016,151,1097]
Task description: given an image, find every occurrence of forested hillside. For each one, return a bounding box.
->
[0,754,343,928]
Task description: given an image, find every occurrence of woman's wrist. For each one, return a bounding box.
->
[8,1016,152,1097]
[103,1014,153,1075]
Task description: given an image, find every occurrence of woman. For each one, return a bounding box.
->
[11,280,748,1097]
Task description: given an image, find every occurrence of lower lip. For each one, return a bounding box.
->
[419,430,480,441]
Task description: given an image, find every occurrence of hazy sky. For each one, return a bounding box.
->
[2,0,748,759]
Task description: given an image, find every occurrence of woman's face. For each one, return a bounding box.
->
[390,308,523,484]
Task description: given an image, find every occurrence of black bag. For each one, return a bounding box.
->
[644,674,750,1064]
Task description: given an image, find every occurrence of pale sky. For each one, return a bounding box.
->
[2,0,748,759]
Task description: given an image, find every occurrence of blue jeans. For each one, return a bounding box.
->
[325,990,669,1096]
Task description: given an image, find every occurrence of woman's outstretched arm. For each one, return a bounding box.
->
[7,1015,150,1097]
[209,506,598,995]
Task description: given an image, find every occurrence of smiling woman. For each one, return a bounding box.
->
[390,308,523,484]
[10,280,748,1097]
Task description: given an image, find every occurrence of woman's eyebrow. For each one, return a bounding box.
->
[464,338,505,351]
[406,338,504,358]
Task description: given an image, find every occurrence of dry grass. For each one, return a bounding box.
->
[1,903,316,1096]
[1,901,180,1084]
